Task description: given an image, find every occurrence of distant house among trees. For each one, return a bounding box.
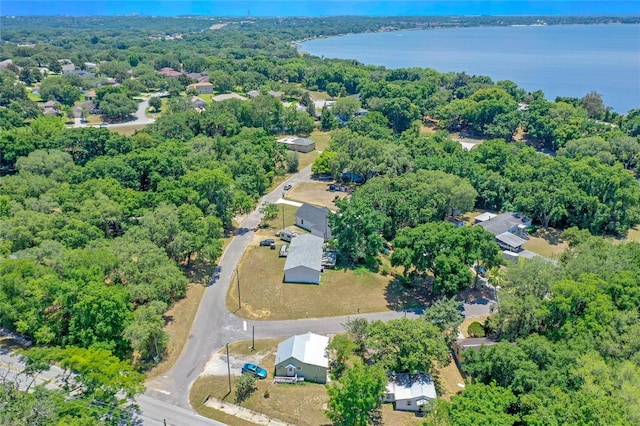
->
[187,81,214,94]
[475,212,532,253]
[213,93,247,102]
[157,67,182,78]
[277,136,315,153]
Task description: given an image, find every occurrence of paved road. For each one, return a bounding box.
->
[70,96,155,129]
[144,163,495,417]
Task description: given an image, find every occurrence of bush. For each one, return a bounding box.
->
[235,374,256,404]
[467,321,486,338]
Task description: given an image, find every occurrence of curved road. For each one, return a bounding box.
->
[141,164,494,424]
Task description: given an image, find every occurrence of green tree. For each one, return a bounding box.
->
[423,297,464,345]
[99,92,138,120]
[330,197,386,264]
[148,96,162,112]
[123,300,168,362]
[366,318,449,374]
[326,361,387,426]
[445,383,518,426]
[327,334,357,379]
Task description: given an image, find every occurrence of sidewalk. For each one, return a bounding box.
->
[204,397,292,425]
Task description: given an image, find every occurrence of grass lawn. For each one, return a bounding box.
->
[287,181,347,209]
[522,227,567,258]
[191,339,330,426]
[109,124,147,136]
[626,225,640,242]
[146,97,168,119]
[380,404,424,425]
[296,130,332,170]
[227,240,427,320]
[436,354,466,399]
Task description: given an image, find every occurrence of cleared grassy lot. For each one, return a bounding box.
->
[227,240,427,320]
[287,181,348,209]
[522,227,567,258]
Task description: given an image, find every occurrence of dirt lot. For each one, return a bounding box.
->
[286,181,349,209]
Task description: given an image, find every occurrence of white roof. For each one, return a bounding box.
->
[275,332,329,368]
[496,232,528,248]
[475,212,497,222]
[386,373,437,401]
[213,93,247,102]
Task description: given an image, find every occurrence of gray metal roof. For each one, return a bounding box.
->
[496,232,528,248]
[275,332,329,368]
[283,234,323,272]
[296,203,330,227]
[476,212,531,236]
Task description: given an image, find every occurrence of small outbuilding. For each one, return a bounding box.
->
[275,332,329,384]
[277,136,316,153]
[283,234,324,284]
[295,203,332,240]
[383,373,437,412]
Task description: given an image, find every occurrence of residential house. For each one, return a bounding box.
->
[283,234,324,284]
[383,373,437,412]
[85,90,97,101]
[247,89,284,100]
[70,70,96,78]
[277,136,315,153]
[157,67,182,78]
[295,203,332,240]
[446,216,466,228]
[191,96,207,111]
[274,332,329,383]
[213,93,248,102]
[475,212,532,253]
[187,81,214,95]
[185,72,209,83]
[61,62,76,73]
[453,337,499,365]
[84,62,97,70]
[0,59,13,69]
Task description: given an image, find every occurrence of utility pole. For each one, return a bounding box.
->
[226,343,231,393]
[251,326,255,351]
[236,267,241,310]
[282,204,285,230]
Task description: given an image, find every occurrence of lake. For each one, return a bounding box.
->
[301,24,640,114]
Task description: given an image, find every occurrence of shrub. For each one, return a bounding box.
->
[235,374,256,404]
[467,321,486,338]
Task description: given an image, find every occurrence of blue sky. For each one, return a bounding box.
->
[1,1,638,17]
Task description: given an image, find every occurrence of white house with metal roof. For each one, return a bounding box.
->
[383,373,437,412]
[274,332,329,383]
[295,203,332,240]
[283,234,324,284]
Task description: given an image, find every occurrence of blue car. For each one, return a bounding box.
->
[241,363,267,379]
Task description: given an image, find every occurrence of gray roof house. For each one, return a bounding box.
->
[213,93,248,102]
[475,212,532,252]
[275,332,329,383]
[277,136,315,153]
[383,373,437,412]
[453,337,499,365]
[295,203,332,240]
[283,234,324,284]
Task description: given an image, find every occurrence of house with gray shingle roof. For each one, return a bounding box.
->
[275,332,329,383]
[283,234,323,284]
[295,203,332,240]
[475,212,531,252]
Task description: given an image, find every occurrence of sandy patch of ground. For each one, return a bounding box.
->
[286,182,348,210]
[202,346,273,377]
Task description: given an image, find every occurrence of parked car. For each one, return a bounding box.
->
[241,363,267,379]
[283,184,292,190]
[260,239,275,247]
[474,264,487,277]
